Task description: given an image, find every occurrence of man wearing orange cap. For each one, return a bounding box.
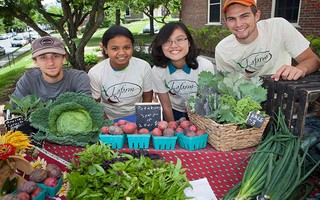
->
[215,0,320,81]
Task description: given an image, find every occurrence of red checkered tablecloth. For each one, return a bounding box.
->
[30,142,254,199]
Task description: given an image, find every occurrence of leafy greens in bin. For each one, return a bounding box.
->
[29,92,105,146]
[188,71,267,127]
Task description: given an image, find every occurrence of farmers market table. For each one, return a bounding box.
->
[25,142,255,200]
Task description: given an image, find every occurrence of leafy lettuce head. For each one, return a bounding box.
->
[29,92,105,146]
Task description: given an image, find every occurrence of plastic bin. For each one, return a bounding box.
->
[37,176,63,198]
[177,133,208,151]
[152,135,178,150]
[127,134,151,149]
[99,133,125,149]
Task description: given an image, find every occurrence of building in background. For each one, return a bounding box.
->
[181,0,320,37]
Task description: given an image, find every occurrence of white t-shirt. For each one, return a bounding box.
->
[152,56,215,112]
[215,18,310,78]
[88,57,152,120]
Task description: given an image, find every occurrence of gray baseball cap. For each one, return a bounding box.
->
[32,36,66,58]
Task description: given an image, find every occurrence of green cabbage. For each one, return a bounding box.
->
[56,110,93,135]
[29,92,105,146]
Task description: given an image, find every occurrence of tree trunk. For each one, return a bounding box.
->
[115,9,121,25]
[149,4,155,36]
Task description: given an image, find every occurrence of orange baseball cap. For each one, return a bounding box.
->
[223,0,257,13]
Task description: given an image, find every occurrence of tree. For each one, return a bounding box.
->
[0,0,108,71]
[129,0,181,35]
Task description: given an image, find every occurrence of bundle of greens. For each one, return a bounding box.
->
[188,71,267,127]
[4,95,52,121]
[67,142,191,199]
[29,92,105,147]
[223,111,320,200]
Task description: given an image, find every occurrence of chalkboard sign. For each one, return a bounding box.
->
[135,102,162,131]
[4,116,44,148]
[246,111,266,128]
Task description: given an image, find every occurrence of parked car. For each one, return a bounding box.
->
[0,46,5,55]
[10,36,29,47]
[0,34,8,40]
[142,23,159,33]
[30,32,40,40]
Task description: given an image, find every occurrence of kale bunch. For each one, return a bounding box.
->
[188,71,267,126]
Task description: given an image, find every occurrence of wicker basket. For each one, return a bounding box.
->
[187,107,269,151]
[0,156,34,193]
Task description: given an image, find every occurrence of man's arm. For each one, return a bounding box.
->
[271,47,320,81]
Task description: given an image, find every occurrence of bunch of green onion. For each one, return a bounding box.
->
[223,111,320,200]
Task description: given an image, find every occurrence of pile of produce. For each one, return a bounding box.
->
[66,142,191,199]
[188,71,267,127]
[100,117,207,137]
[223,111,320,200]
[29,164,62,187]
[151,118,206,137]
[29,92,105,146]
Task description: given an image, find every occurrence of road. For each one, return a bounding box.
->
[0,40,31,68]
[0,37,22,54]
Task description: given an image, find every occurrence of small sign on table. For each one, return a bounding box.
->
[246,111,266,128]
[135,102,162,131]
[4,116,44,148]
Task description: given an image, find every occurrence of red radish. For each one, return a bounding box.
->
[133,129,139,134]
[18,192,30,200]
[196,129,206,136]
[185,131,196,137]
[178,117,187,124]
[180,120,191,129]
[163,128,175,136]
[43,177,58,187]
[152,128,162,136]
[157,121,168,131]
[100,126,109,134]
[108,126,124,135]
[113,122,119,127]
[175,127,184,133]
[138,128,150,134]
[117,119,127,126]
[189,125,198,132]
[123,122,137,134]
[183,126,190,134]
[30,187,42,199]
[168,121,178,130]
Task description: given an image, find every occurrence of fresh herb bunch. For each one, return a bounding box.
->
[4,95,52,121]
[188,71,267,126]
[67,142,191,199]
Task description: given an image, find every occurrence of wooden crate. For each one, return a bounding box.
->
[262,71,320,137]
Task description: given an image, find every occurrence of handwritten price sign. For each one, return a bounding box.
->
[135,103,162,131]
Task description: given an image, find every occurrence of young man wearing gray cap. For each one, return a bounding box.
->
[12,36,92,101]
[215,0,320,81]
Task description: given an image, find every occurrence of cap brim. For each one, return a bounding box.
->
[32,48,66,58]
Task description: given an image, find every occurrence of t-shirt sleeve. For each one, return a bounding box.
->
[74,71,92,96]
[277,18,310,58]
[152,66,168,94]
[143,63,153,92]
[88,69,102,100]
[12,75,30,99]
[198,56,216,74]
[215,46,235,72]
